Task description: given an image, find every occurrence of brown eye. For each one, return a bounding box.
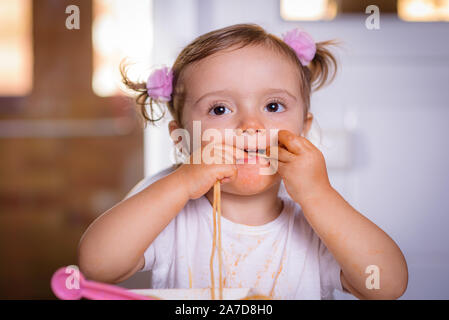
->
[265,102,285,113]
[209,105,231,116]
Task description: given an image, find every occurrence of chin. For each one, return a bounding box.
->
[222,163,281,196]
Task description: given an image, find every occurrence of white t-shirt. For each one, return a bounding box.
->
[125,167,343,300]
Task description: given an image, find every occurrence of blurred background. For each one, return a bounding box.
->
[0,0,448,299]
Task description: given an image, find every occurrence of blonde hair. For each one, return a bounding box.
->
[121,23,338,127]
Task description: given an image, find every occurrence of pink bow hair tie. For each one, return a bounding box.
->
[282,28,316,66]
[146,66,173,102]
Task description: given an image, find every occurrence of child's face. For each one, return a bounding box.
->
[173,44,312,195]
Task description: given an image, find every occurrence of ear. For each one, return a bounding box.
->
[302,112,313,137]
[168,120,181,142]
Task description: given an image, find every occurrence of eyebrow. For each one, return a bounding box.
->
[194,88,297,105]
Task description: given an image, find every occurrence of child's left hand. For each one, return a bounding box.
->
[268,130,332,205]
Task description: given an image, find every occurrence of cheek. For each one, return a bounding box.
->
[222,164,281,196]
[200,118,239,148]
[181,119,229,152]
[265,122,301,138]
[266,110,304,135]
[236,165,267,185]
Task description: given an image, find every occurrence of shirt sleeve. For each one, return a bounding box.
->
[140,242,156,272]
[318,239,343,299]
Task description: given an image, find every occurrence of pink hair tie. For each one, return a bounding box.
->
[282,28,316,66]
[146,66,173,102]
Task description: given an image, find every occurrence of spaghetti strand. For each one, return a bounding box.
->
[216,182,223,300]
[210,182,217,300]
[210,181,224,300]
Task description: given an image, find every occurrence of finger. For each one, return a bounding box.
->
[277,161,287,176]
[202,143,235,164]
[223,144,246,160]
[299,135,316,151]
[219,168,238,184]
[278,130,307,155]
[214,164,238,182]
[218,144,248,164]
[267,146,296,163]
[212,143,240,164]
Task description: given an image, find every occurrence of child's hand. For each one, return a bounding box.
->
[177,144,239,199]
[269,130,332,204]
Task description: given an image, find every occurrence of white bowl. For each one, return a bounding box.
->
[129,288,254,300]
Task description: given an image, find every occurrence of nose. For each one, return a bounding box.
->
[236,112,265,136]
[233,112,267,151]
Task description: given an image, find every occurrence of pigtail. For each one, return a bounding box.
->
[307,40,339,91]
[119,60,166,127]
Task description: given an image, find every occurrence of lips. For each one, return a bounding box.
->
[243,148,266,156]
[236,148,269,165]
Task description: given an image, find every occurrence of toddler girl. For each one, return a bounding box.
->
[78,24,408,299]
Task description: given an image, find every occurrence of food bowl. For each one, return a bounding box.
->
[129,288,259,300]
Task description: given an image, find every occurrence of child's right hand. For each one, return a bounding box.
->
[176,144,239,199]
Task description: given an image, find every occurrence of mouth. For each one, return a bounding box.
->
[236,148,269,165]
[244,148,266,156]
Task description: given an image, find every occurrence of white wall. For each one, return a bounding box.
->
[124,0,449,299]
